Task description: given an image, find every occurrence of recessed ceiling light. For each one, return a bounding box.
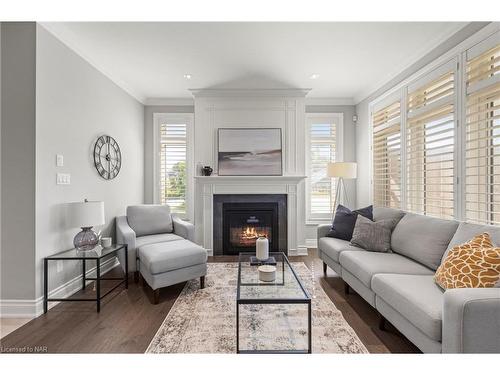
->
[310,74,320,80]
[184,74,192,80]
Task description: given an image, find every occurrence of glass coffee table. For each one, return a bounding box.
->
[236,252,312,354]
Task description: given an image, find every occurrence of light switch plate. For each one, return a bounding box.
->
[56,173,71,185]
[56,154,64,167]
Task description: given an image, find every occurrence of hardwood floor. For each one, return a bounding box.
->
[0,250,419,353]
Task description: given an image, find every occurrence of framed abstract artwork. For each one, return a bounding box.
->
[217,128,283,176]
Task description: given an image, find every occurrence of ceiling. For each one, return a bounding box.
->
[41,22,467,103]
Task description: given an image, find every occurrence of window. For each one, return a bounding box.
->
[154,114,193,219]
[465,42,500,225]
[370,27,500,224]
[406,69,455,219]
[306,114,343,221]
[372,100,401,208]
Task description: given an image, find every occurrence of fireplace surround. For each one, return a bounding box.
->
[213,194,287,255]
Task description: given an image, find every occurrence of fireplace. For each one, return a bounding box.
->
[213,194,287,255]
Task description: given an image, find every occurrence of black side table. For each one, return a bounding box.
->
[44,244,128,313]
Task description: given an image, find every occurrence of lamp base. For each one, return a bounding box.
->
[74,227,99,251]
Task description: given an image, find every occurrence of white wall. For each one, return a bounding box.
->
[355,22,490,207]
[34,25,145,301]
[1,23,37,301]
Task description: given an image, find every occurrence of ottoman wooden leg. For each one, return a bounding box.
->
[323,262,327,275]
[134,271,139,284]
[200,276,205,289]
[153,289,160,304]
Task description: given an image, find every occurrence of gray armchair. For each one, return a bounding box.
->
[116,204,207,303]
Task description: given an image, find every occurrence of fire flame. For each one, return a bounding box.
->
[241,226,266,240]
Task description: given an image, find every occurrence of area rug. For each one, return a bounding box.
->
[146,262,368,353]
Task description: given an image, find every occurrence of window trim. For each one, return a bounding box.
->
[305,112,344,224]
[153,113,194,221]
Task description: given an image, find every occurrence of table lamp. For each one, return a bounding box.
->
[327,162,357,218]
[67,199,105,250]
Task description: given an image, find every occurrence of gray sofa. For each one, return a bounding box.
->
[116,205,207,304]
[318,207,500,353]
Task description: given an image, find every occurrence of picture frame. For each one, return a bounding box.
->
[217,128,283,176]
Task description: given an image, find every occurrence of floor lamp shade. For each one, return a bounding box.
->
[66,200,105,251]
[327,162,357,218]
[327,162,357,179]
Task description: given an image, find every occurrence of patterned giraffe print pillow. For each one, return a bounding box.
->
[434,232,500,289]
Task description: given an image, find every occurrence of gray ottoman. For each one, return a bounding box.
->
[138,239,207,304]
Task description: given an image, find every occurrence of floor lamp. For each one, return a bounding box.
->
[327,162,358,219]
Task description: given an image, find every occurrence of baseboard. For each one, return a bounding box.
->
[288,247,308,256]
[305,239,317,249]
[0,257,120,318]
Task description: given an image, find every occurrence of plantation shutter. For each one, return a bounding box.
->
[308,118,338,219]
[406,63,456,219]
[465,34,500,225]
[159,122,187,214]
[372,100,402,208]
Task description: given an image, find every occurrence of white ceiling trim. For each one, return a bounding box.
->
[189,88,311,98]
[305,97,354,106]
[144,98,195,106]
[39,22,147,104]
[353,23,469,104]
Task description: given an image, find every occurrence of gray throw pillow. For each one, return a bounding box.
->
[350,215,396,253]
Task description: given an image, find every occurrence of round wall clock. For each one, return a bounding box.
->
[93,135,122,180]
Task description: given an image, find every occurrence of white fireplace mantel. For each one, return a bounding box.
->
[194,175,307,183]
[192,89,309,257]
[194,175,307,256]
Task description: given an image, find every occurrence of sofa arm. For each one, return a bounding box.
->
[115,216,137,272]
[442,288,500,353]
[172,215,195,242]
[317,224,331,241]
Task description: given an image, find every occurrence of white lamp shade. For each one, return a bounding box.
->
[66,201,105,228]
[327,162,357,179]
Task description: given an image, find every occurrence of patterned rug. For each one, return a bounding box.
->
[146,262,368,353]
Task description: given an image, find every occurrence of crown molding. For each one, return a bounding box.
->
[353,22,491,104]
[144,97,195,106]
[305,97,354,106]
[189,88,311,98]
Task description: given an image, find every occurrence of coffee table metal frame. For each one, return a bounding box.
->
[236,251,312,354]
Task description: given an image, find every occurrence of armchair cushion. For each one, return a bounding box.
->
[136,233,183,248]
[127,205,173,236]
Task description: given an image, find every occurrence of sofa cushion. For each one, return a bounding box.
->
[373,207,405,223]
[139,239,207,274]
[319,237,362,262]
[372,274,444,341]
[127,205,173,236]
[136,233,184,249]
[327,204,373,241]
[339,251,433,288]
[391,213,459,270]
[443,222,500,262]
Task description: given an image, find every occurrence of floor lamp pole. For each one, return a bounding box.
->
[331,177,350,221]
